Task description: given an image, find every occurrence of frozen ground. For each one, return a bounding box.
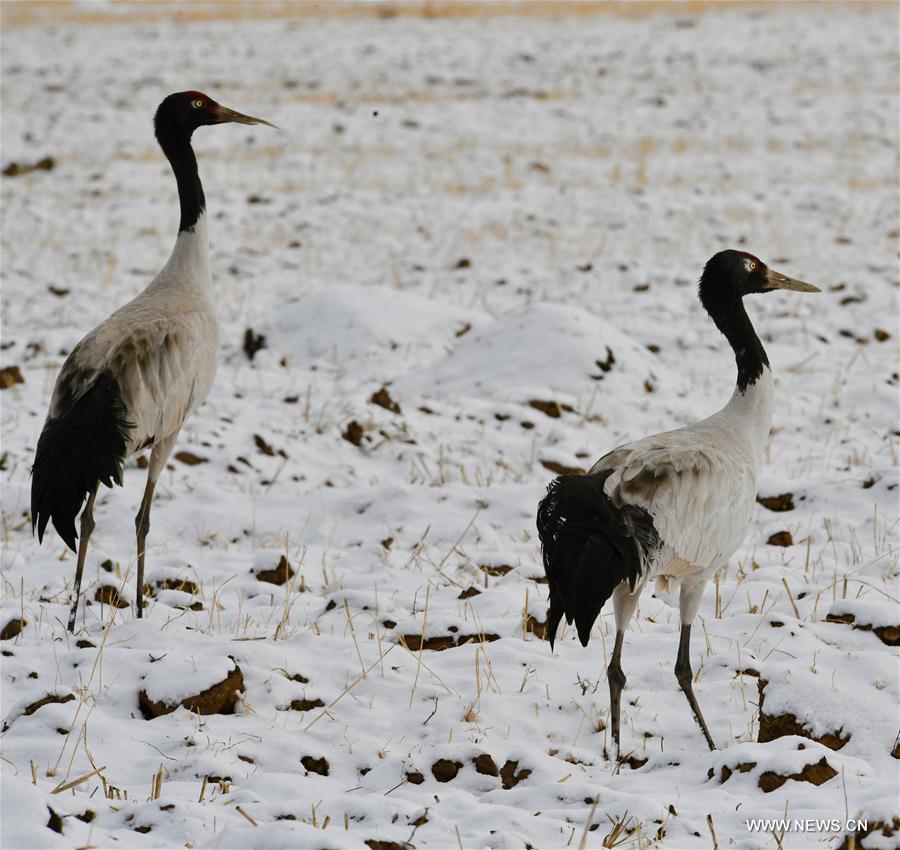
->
[1,2,898,848]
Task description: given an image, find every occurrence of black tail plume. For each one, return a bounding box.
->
[31,372,132,551]
[536,472,657,648]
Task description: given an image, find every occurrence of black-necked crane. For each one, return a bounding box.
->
[537,250,819,754]
[31,91,274,632]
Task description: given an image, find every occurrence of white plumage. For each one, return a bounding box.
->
[32,91,273,632]
[48,218,219,450]
[595,370,772,581]
[538,250,819,755]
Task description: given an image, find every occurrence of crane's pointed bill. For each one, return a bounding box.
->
[764,269,820,293]
[214,105,277,129]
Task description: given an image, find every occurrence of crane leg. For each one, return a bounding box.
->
[676,576,716,750]
[674,624,716,750]
[68,486,98,632]
[608,581,642,757]
[134,432,178,619]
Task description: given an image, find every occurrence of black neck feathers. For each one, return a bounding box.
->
[155,127,205,233]
[699,260,770,393]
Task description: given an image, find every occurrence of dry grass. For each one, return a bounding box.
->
[2,0,878,31]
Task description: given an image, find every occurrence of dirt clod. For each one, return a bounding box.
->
[500,759,531,788]
[758,756,836,792]
[0,366,24,389]
[94,585,128,608]
[767,530,793,547]
[3,157,55,177]
[402,634,456,652]
[255,555,294,585]
[431,759,462,782]
[289,698,324,711]
[254,433,275,456]
[528,399,573,418]
[758,680,849,750]
[243,328,267,360]
[478,564,513,577]
[343,420,365,446]
[46,806,63,834]
[473,753,499,776]
[156,578,199,595]
[301,755,329,776]
[24,693,75,716]
[757,493,795,512]
[138,664,243,719]
[370,387,401,414]
[174,451,207,466]
[825,612,900,646]
[1,618,26,640]
[406,771,424,785]
[525,615,549,640]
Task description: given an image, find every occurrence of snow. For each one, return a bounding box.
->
[1,2,898,849]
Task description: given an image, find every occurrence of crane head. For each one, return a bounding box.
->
[700,250,820,306]
[155,91,276,140]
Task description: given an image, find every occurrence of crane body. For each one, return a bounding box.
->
[31,92,273,631]
[537,251,819,754]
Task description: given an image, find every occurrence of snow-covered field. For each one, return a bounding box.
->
[2,2,898,848]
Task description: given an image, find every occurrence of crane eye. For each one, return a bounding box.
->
[192,99,204,109]
[744,257,757,273]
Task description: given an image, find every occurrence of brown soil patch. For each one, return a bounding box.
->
[3,158,54,178]
[499,759,531,788]
[156,578,199,595]
[457,633,500,646]
[478,564,513,576]
[301,755,329,776]
[370,387,401,414]
[0,365,24,388]
[95,585,128,608]
[402,632,499,651]
[757,680,849,750]
[835,817,900,850]
[366,842,405,850]
[826,612,900,646]
[528,399,574,418]
[431,759,462,782]
[406,771,425,784]
[402,634,456,651]
[24,693,75,716]
[46,807,63,834]
[1,618,26,640]
[255,555,295,585]
[757,493,795,512]
[343,420,365,446]
[525,614,549,640]
[138,664,243,719]
[458,586,481,599]
[719,762,756,781]
[174,451,207,466]
[767,530,793,547]
[289,698,324,711]
[473,753,499,776]
[758,756,836,792]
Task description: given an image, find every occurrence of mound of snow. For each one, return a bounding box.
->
[259,285,480,371]
[399,302,672,405]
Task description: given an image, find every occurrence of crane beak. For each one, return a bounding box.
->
[214,105,278,129]
[764,268,821,293]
